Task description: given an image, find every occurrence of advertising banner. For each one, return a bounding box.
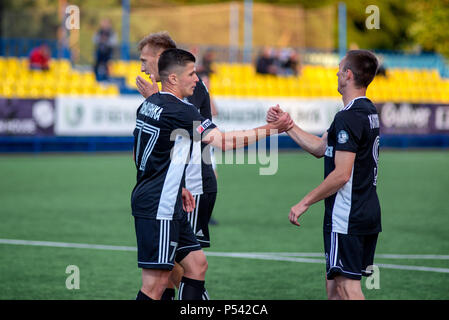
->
[55,96,144,136]
[377,102,449,135]
[0,98,55,136]
[54,96,343,137]
[213,97,343,134]
[2,97,448,138]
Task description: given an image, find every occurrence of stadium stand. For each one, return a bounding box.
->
[107,59,449,103]
[0,56,119,98]
[1,55,448,103]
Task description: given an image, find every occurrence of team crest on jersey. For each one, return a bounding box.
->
[337,130,349,144]
[196,119,212,134]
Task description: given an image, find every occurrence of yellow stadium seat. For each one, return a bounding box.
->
[3,59,448,99]
[105,85,119,96]
[28,87,41,98]
[14,85,28,98]
[2,84,13,98]
[41,87,55,98]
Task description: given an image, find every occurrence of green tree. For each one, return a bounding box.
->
[409,0,449,58]
[337,0,416,51]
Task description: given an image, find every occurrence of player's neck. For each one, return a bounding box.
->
[161,84,186,101]
[342,87,367,107]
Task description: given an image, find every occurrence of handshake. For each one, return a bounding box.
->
[266,105,295,133]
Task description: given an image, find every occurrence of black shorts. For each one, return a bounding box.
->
[324,231,378,280]
[186,192,217,248]
[134,214,201,270]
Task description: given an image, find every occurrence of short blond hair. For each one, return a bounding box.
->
[137,31,177,52]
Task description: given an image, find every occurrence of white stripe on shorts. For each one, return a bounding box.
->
[330,232,338,268]
[188,195,201,233]
[193,195,200,233]
[178,282,184,300]
[158,220,170,264]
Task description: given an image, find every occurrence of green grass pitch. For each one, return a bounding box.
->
[0,150,448,300]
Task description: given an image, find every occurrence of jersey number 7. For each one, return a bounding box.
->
[135,120,160,171]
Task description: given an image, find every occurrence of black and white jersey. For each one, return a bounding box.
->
[131,91,216,220]
[184,77,217,195]
[323,97,381,235]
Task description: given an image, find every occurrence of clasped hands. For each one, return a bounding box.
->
[266,104,294,133]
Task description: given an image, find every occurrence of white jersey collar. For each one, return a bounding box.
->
[342,96,367,111]
[160,91,194,106]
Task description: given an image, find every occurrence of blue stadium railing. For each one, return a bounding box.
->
[378,51,449,78]
[0,38,70,59]
[1,135,448,153]
[0,136,134,153]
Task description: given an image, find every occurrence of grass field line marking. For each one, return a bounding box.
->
[1,238,449,274]
[2,239,447,260]
[206,252,449,274]
[375,263,449,274]
[257,252,449,260]
[0,238,137,252]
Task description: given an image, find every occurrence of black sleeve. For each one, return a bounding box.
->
[177,104,216,141]
[333,111,362,153]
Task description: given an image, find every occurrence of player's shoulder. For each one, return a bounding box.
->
[349,97,377,113]
[197,74,209,91]
[152,92,194,110]
[339,98,376,118]
[335,107,357,121]
[192,76,209,98]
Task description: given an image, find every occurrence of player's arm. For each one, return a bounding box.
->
[288,150,355,226]
[267,105,327,158]
[202,113,293,150]
[287,125,328,158]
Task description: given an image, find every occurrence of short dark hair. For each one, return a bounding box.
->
[137,31,177,52]
[343,50,379,88]
[158,48,196,81]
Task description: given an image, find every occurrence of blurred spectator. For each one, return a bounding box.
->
[256,47,301,76]
[375,56,387,77]
[197,48,215,79]
[198,48,218,117]
[280,49,301,76]
[29,43,51,71]
[376,63,387,77]
[255,47,278,75]
[93,19,118,81]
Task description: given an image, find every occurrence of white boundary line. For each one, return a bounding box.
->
[1,238,449,274]
[0,239,137,252]
[256,252,449,260]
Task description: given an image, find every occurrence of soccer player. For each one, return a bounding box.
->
[135,32,219,300]
[133,48,293,300]
[267,50,381,300]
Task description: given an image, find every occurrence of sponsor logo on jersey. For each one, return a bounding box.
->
[196,119,212,134]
